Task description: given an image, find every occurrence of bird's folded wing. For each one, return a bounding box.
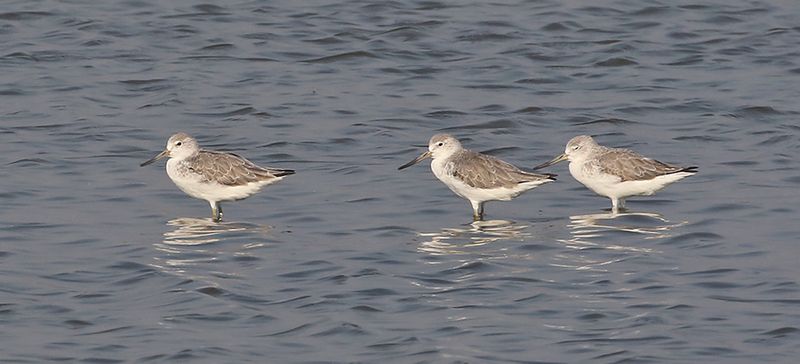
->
[596,149,685,182]
[450,151,552,189]
[189,151,284,186]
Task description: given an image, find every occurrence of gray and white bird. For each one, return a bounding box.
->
[399,134,556,221]
[141,132,294,222]
[535,135,697,212]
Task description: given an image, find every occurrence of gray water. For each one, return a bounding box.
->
[2,0,799,362]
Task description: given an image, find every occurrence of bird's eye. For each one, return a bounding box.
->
[437,142,443,146]
[572,145,579,150]
[176,141,182,146]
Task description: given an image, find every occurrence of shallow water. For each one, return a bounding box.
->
[2,0,799,362]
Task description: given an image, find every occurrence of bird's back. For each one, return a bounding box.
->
[448,150,555,189]
[188,150,295,186]
[593,147,694,182]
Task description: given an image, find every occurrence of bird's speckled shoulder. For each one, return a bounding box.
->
[185,150,294,186]
[593,147,686,182]
[447,150,554,189]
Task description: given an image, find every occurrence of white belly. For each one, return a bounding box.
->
[166,159,281,202]
[570,161,692,199]
[431,159,544,203]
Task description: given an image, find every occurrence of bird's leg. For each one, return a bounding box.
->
[611,198,626,214]
[210,201,222,222]
[471,201,485,221]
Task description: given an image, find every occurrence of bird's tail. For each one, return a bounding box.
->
[673,166,698,174]
[269,168,296,177]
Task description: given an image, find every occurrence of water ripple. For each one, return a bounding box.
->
[2,0,799,362]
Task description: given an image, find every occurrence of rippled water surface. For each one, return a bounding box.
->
[2,0,800,362]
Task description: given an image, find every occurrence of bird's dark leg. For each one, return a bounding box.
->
[471,201,485,221]
[611,198,627,213]
[210,201,222,222]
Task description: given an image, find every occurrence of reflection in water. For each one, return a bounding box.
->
[161,217,271,246]
[554,211,687,271]
[567,211,686,242]
[418,219,530,255]
[151,217,273,277]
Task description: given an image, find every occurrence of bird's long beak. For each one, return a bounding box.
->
[398,150,432,170]
[140,149,169,167]
[533,153,568,170]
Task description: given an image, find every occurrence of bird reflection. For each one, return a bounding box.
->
[549,211,688,272]
[570,211,684,238]
[151,217,273,277]
[418,219,530,255]
[559,210,686,252]
[160,217,272,246]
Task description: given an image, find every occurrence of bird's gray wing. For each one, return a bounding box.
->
[450,151,555,189]
[595,148,687,182]
[188,151,294,186]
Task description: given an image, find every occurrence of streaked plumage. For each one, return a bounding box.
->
[141,133,294,222]
[591,148,693,182]
[180,150,293,186]
[448,150,545,189]
[535,135,697,212]
[399,134,556,220]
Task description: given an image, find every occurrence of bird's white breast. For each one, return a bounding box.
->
[430,157,537,203]
[166,159,279,202]
[569,159,619,197]
[569,159,691,199]
[431,158,467,198]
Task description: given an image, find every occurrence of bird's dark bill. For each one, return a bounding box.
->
[533,153,567,170]
[398,151,432,170]
[140,150,169,167]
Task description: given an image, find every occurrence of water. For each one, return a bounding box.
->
[2,0,799,362]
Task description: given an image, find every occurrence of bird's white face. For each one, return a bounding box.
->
[140,132,199,167]
[165,133,199,160]
[398,133,463,170]
[563,135,597,161]
[533,135,598,171]
[427,133,462,160]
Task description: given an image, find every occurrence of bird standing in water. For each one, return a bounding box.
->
[141,133,294,222]
[535,135,697,212]
[399,134,556,221]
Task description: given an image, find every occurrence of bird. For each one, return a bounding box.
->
[140,132,294,222]
[534,135,697,212]
[398,133,556,221]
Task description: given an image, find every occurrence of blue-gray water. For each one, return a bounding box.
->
[2,0,799,363]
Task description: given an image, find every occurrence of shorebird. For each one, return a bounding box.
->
[535,135,697,212]
[140,132,294,222]
[399,133,556,221]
